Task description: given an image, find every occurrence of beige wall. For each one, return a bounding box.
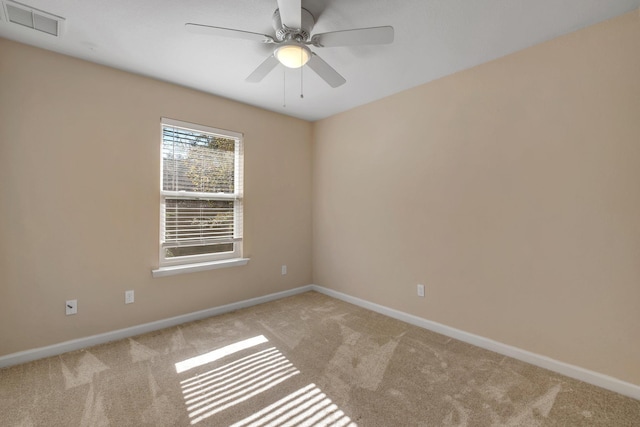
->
[0,39,312,355]
[312,11,640,385]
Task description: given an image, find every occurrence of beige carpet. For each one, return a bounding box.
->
[1,291,639,426]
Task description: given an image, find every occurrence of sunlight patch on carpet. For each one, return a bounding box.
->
[177,335,356,425]
[176,335,269,373]
[230,383,357,427]
[178,338,299,424]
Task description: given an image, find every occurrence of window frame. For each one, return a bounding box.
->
[158,118,244,268]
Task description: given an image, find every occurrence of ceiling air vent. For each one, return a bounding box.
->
[3,1,64,36]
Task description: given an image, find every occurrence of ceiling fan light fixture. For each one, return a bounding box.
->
[275,43,310,68]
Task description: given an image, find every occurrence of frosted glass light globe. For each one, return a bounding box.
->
[275,43,311,68]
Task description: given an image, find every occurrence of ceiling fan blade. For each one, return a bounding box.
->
[277,0,301,29]
[307,53,346,88]
[312,26,394,47]
[246,55,280,83]
[185,23,275,43]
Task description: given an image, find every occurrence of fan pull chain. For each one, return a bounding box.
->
[300,50,304,99]
[282,70,286,108]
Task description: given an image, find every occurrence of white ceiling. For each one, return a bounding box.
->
[1,0,638,121]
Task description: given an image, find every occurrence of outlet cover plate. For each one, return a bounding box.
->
[125,290,134,304]
[66,299,77,315]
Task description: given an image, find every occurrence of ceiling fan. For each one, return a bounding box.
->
[185,0,394,88]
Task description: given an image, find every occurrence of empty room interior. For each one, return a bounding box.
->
[1,0,639,425]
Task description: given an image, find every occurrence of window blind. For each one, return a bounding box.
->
[160,119,243,264]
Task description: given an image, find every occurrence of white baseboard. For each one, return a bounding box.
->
[2,283,638,401]
[309,284,640,401]
[0,285,313,369]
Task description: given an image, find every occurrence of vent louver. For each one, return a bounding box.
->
[3,1,63,36]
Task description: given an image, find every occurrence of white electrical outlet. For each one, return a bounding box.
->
[281,265,287,275]
[417,284,425,298]
[125,290,134,304]
[66,299,78,315]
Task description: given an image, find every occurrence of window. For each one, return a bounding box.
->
[159,118,243,267]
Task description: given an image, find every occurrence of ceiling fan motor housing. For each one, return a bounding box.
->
[272,7,315,42]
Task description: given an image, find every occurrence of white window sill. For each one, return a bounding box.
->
[152,258,250,278]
